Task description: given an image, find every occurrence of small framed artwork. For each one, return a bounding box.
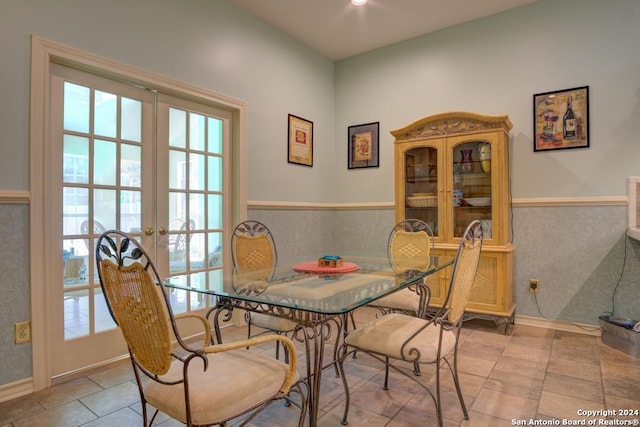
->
[533,86,589,152]
[288,114,313,167]
[348,121,379,169]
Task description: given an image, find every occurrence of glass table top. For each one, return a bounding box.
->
[165,255,453,315]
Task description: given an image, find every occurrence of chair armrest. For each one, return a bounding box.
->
[174,312,212,347]
[203,334,298,396]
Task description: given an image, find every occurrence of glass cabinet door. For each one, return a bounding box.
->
[451,139,492,239]
[404,146,439,237]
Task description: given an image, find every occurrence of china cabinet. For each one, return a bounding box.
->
[391,111,515,323]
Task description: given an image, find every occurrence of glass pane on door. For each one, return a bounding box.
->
[61,81,144,339]
[404,147,439,236]
[165,106,225,312]
[452,140,492,238]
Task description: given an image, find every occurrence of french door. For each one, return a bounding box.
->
[49,64,229,375]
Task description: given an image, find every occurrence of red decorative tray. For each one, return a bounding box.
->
[292,261,359,274]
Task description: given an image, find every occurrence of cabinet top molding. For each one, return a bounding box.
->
[390,111,512,141]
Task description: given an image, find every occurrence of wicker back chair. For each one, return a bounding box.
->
[368,219,435,317]
[96,230,306,427]
[231,221,298,361]
[337,220,483,427]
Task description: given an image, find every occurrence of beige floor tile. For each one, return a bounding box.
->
[512,324,555,338]
[603,374,640,399]
[80,407,143,426]
[470,388,538,421]
[237,399,307,427]
[546,356,601,382]
[460,410,513,427]
[34,376,103,409]
[78,381,140,418]
[493,354,547,380]
[426,370,486,398]
[320,401,391,427]
[463,329,512,348]
[502,341,552,364]
[405,384,472,424]
[543,371,604,402]
[551,332,601,365]
[483,368,543,401]
[537,390,602,420]
[604,394,640,422]
[12,400,96,427]
[457,354,496,377]
[348,379,415,418]
[86,361,135,389]
[458,340,505,362]
[5,317,628,427]
[554,330,599,348]
[599,345,640,378]
[0,394,45,425]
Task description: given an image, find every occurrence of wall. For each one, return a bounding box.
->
[328,0,640,324]
[1,0,640,392]
[0,0,336,199]
[0,204,31,386]
[333,0,640,202]
[0,0,335,388]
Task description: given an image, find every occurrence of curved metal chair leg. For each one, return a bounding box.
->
[336,345,353,426]
[449,355,469,419]
[383,356,390,390]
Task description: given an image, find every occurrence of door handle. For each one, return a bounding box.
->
[144,227,154,236]
[158,227,168,236]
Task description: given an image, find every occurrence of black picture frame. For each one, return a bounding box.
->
[288,114,313,167]
[348,122,379,169]
[533,86,589,152]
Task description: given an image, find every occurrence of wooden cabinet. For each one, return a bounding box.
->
[391,112,515,321]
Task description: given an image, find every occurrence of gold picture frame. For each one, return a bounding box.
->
[288,114,313,167]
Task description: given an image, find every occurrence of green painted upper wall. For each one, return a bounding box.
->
[1,0,639,202]
[334,0,640,202]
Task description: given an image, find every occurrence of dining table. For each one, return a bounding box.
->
[165,254,453,426]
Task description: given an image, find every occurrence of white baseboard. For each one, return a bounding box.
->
[0,377,33,403]
[515,315,601,336]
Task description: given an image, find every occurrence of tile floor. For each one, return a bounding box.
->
[1,312,639,427]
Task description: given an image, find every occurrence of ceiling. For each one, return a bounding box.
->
[231,0,539,61]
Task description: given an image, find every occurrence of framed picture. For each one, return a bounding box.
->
[348,121,379,169]
[533,86,589,152]
[288,114,313,167]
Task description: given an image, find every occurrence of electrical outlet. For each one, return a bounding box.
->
[15,321,31,344]
[529,279,539,294]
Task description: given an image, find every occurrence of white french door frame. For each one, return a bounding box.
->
[29,35,247,391]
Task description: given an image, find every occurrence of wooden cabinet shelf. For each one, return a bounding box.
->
[391,111,515,324]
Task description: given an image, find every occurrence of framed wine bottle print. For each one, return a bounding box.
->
[533,86,589,152]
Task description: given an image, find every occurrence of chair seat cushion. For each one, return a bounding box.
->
[145,348,298,425]
[345,313,456,363]
[250,312,298,332]
[370,288,418,313]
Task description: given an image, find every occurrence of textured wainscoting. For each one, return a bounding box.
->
[251,201,639,327]
[513,204,638,325]
[0,202,32,386]
[248,205,396,261]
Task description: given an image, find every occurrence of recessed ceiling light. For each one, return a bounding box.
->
[351,0,367,5]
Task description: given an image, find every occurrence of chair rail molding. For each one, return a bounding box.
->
[0,190,30,204]
[249,196,627,211]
